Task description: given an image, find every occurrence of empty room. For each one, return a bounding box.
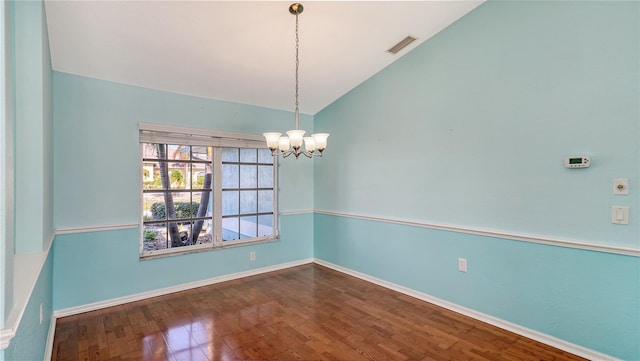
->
[1,0,639,360]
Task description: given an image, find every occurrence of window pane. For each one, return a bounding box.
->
[192,164,211,190]
[168,167,187,189]
[167,145,189,161]
[240,165,257,188]
[257,190,273,213]
[240,190,257,214]
[258,215,273,237]
[192,192,213,218]
[240,216,257,239]
[222,164,239,188]
[222,148,239,162]
[142,143,162,159]
[167,192,191,220]
[193,219,213,245]
[258,149,273,164]
[168,221,193,247]
[142,162,163,190]
[222,191,239,216]
[144,193,166,221]
[257,165,273,188]
[240,148,257,163]
[222,217,239,241]
[192,146,212,162]
[143,224,168,252]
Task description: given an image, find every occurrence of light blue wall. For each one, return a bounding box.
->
[13,0,53,253]
[2,0,54,359]
[52,73,314,310]
[53,214,312,309]
[315,1,639,247]
[314,1,639,360]
[1,0,14,325]
[314,214,639,359]
[53,72,314,228]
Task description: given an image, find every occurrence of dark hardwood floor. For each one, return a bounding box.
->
[52,264,586,361]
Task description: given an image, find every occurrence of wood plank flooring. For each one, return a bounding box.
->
[52,264,586,361]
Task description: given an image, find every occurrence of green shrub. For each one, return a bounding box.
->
[144,229,158,241]
[150,201,200,220]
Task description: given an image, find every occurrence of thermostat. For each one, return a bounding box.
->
[564,156,590,168]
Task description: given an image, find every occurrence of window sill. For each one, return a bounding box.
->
[139,236,279,261]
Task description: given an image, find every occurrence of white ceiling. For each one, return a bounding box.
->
[45,1,483,115]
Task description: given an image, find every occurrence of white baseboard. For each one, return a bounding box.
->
[53,258,313,318]
[313,258,619,361]
[43,315,56,361]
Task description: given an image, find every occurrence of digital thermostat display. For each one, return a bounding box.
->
[564,156,590,168]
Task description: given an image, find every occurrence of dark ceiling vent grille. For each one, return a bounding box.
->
[387,36,417,54]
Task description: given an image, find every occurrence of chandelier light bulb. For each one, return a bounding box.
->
[311,133,329,150]
[263,132,282,149]
[279,137,290,152]
[303,137,315,152]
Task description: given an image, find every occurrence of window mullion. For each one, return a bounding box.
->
[213,148,223,247]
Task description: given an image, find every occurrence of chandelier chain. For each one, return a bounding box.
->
[294,11,300,129]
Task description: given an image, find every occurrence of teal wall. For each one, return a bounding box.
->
[315,1,638,247]
[52,72,315,310]
[53,72,314,229]
[2,0,54,360]
[314,214,639,359]
[314,1,639,360]
[1,0,14,325]
[13,0,54,253]
[4,1,639,360]
[53,214,312,309]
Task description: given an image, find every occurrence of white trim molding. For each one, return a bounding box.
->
[43,315,56,361]
[313,258,620,361]
[55,223,139,235]
[53,258,313,318]
[0,233,54,350]
[315,210,640,257]
[279,209,314,216]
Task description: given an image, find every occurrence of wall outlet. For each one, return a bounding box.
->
[250,251,256,261]
[39,303,43,324]
[458,258,468,272]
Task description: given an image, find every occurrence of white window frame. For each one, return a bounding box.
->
[139,123,279,259]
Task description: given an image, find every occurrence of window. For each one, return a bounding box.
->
[140,124,278,258]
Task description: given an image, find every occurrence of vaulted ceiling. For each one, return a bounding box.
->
[45,1,483,114]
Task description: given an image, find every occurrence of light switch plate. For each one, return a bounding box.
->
[612,206,629,225]
[613,178,629,195]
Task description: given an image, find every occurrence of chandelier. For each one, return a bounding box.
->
[263,3,329,159]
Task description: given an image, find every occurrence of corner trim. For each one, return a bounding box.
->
[53,258,313,318]
[313,258,619,361]
[314,210,639,257]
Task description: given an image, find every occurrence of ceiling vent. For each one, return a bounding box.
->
[387,36,417,54]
